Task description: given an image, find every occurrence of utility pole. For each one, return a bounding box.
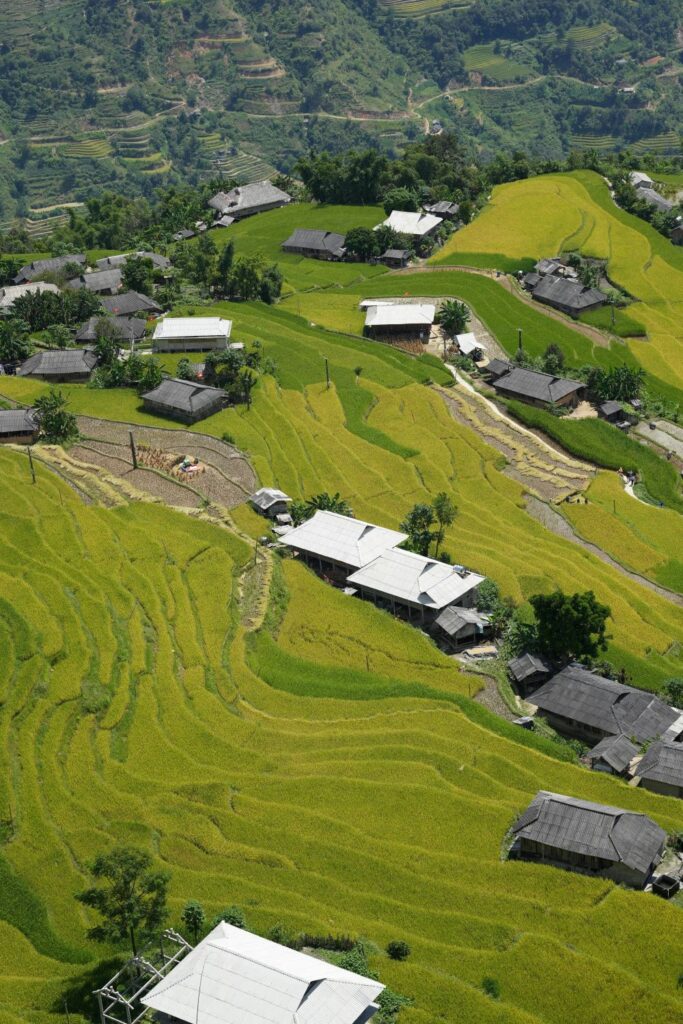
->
[517,328,523,357]
[324,357,330,390]
[129,431,138,469]
[27,446,36,484]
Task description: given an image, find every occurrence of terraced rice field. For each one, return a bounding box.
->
[2,446,683,1024]
[433,170,683,403]
[463,44,534,83]
[378,0,470,16]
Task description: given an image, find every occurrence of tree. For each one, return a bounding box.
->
[0,319,33,364]
[93,317,123,367]
[181,900,205,944]
[33,389,78,443]
[259,264,283,305]
[75,847,169,957]
[437,299,469,335]
[176,357,197,381]
[214,240,234,295]
[122,255,155,295]
[210,905,246,930]
[238,367,257,409]
[45,323,73,349]
[542,343,564,375]
[344,227,380,262]
[530,589,610,663]
[432,491,456,556]
[305,491,353,518]
[382,186,420,215]
[400,502,435,556]
[386,940,411,961]
[663,678,683,707]
[228,253,265,301]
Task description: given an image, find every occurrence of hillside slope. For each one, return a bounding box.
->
[0,0,682,225]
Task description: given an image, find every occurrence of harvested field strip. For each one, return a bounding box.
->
[2,444,683,1024]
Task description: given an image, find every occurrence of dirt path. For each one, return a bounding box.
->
[472,676,517,720]
[524,494,683,606]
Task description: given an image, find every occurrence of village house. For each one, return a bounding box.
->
[13,254,86,284]
[0,282,60,315]
[670,224,683,244]
[152,317,233,353]
[530,664,682,745]
[432,606,491,649]
[346,547,485,623]
[68,268,122,295]
[510,791,666,888]
[249,487,292,519]
[633,741,683,798]
[378,210,443,238]
[281,229,346,260]
[140,377,227,424]
[363,302,435,340]
[424,200,460,220]
[490,364,584,409]
[378,248,410,268]
[141,922,384,1024]
[638,187,673,214]
[75,315,147,345]
[102,291,162,317]
[209,181,291,221]
[507,652,552,696]
[281,509,407,578]
[630,171,654,189]
[95,251,171,272]
[585,734,639,776]
[531,275,605,317]
[17,348,98,383]
[0,408,39,444]
[454,332,486,359]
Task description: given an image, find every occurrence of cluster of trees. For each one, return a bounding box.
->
[9,288,102,333]
[173,236,283,303]
[290,491,353,527]
[178,341,270,408]
[400,493,457,559]
[501,587,611,667]
[612,173,682,240]
[32,389,79,444]
[90,319,163,392]
[585,364,646,402]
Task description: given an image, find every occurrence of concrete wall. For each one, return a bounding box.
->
[153,339,228,353]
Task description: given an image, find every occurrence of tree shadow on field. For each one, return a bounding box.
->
[55,957,126,1022]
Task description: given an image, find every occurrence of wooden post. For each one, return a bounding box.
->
[129,431,138,469]
[517,328,523,355]
[27,446,36,484]
[325,358,330,390]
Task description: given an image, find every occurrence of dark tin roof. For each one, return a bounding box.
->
[102,291,161,316]
[17,349,98,377]
[75,315,147,343]
[493,366,583,404]
[381,249,410,259]
[424,201,460,215]
[0,408,38,433]
[282,229,346,256]
[14,254,85,283]
[209,181,291,216]
[141,377,225,415]
[532,275,605,312]
[69,268,122,293]
[508,652,551,683]
[599,401,623,417]
[531,664,679,742]
[634,741,683,788]
[587,734,639,773]
[434,606,488,636]
[485,358,511,380]
[512,791,666,874]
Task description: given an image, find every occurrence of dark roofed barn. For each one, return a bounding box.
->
[281,229,346,261]
[634,741,683,798]
[68,268,122,295]
[531,275,605,317]
[209,181,291,221]
[483,358,511,381]
[424,201,460,219]
[17,349,98,383]
[510,790,666,887]
[433,606,490,649]
[249,487,292,518]
[0,408,39,444]
[492,366,584,409]
[140,377,227,424]
[379,249,410,268]
[507,652,551,695]
[14,254,86,284]
[102,291,161,317]
[586,734,639,776]
[75,315,147,344]
[530,664,681,745]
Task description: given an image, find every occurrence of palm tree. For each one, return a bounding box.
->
[437,299,469,335]
[304,491,353,518]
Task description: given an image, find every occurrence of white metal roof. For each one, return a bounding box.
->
[629,171,654,187]
[347,547,484,609]
[378,210,442,236]
[0,282,60,309]
[455,332,485,355]
[281,510,407,568]
[365,303,435,328]
[141,924,383,1024]
[154,317,232,340]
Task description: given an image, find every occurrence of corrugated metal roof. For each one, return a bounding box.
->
[634,741,683,788]
[281,510,407,569]
[95,251,170,270]
[17,349,97,377]
[0,408,38,433]
[365,304,435,328]
[102,291,161,316]
[0,282,60,310]
[638,188,673,212]
[435,606,489,636]
[347,547,484,609]
[209,181,291,215]
[141,923,383,1024]
[455,332,485,355]
[587,734,639,773]
[141,377,226,414]
[282,229,346,256]
[379,211,443,236]
[14,254,85,283]
[154,317,232,340]
[507,652,550,683]
[69,268,122,292]
[512,791,665,874]
[75,315,146,343]
[250,487,291,511]
[493,366,583,404]
[532,275,605,312]
[531,665,679,742]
